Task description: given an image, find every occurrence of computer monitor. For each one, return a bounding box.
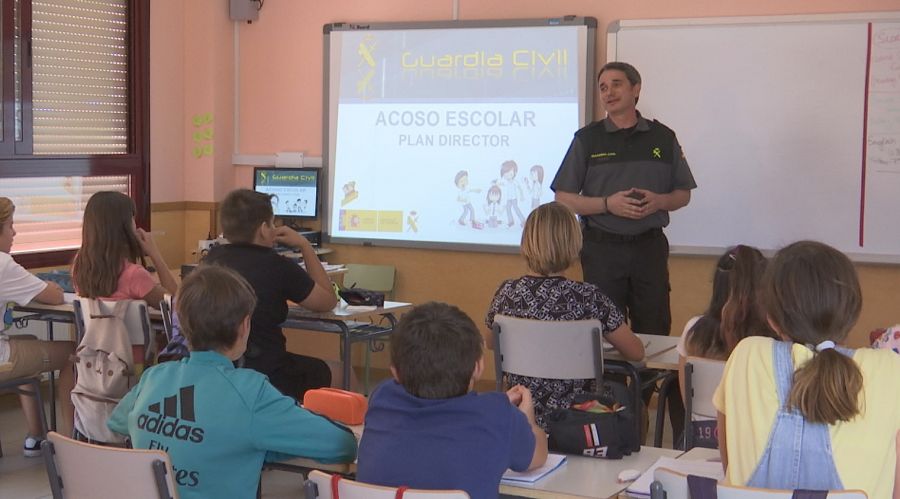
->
[252,167,319,229]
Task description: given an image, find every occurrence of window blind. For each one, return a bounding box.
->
[1,174,129,254]
[30,0,128,155]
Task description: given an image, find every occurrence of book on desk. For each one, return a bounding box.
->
[501,453,567,484]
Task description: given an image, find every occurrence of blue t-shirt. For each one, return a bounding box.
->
[357,380,535,499]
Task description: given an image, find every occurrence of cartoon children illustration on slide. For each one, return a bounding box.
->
[341,181,359,206]
[454,170,483,230]
[499,160,526,227]
[525,164,544,210]
[407,211,419,233]
[484,182,503,229]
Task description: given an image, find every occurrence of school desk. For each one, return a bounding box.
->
[605,333,680,369]
[279,429,682,499]
[499,445,684,499]
[282,301,412,391]
[679,446,720,462]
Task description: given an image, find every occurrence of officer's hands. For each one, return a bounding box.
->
[631,188,664,218]
[607,189,646,219]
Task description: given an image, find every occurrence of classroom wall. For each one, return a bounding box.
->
[150,0,900,378]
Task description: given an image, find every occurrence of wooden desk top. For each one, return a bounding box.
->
[18,296,163,322]
[272,423,363,473]
[644,344,680,371]
[287,301,412,322]
[278,426,682,499]
[500,446,683,499]
[679,446,720,462]
[20,296,408,325]
[606,333,680,370]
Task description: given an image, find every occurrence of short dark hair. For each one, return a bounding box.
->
[599,61,641,86]
[598,62,641,104]
[390,302,483,399]
[176,264,257,352]
[220,189,274,243]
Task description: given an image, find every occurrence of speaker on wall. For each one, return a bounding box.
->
[229,0,260,23]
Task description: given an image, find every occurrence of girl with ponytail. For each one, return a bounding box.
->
[713,241,900,497]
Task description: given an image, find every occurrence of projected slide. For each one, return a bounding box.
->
[326,22,591,249]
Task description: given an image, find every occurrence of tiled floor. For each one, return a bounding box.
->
[0,380,675,498]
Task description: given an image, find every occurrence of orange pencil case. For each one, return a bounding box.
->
[303,388,368,425]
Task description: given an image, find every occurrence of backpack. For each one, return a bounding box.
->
[70,299,137,444]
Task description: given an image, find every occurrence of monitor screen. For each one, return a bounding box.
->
[253,167,319,220]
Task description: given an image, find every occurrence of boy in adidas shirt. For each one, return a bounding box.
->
[108,265,356,499]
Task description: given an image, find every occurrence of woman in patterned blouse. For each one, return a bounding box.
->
[485,201,644,430]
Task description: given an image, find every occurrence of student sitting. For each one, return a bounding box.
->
[108,265,357,499]
[203,189,338,398]
[485,201,644,430]
[677,245,774,396]
[0,197,74,454]
[358,301,547,499]
[714,241,900,496]
[72,191,178,304]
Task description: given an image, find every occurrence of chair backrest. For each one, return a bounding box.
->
[650,467,868,499]
[683,356,726,450]
[304,470,469,499]
[651,467,691,499]
[343,264,396,298]
[491,315,604,391]
[73,296,155,365]
[717,482,868,498]
[42,431,179,499]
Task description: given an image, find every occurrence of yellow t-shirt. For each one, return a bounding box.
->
[713,336,900,498]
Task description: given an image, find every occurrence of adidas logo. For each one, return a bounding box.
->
[137,385,205,443]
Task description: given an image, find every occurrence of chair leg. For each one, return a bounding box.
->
[653,372,678,447]
[364,341,371,395]
[28,377,49,439]
[41,440,63,499]
[0,376,48,457]
[152,460,175,499]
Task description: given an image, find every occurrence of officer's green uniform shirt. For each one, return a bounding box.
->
[551,114,697,235]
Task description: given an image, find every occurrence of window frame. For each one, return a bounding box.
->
[0,0,150,269]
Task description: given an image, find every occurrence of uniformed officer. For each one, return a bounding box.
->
[551,61,697,337]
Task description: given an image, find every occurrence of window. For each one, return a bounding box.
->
[0,0,149,268]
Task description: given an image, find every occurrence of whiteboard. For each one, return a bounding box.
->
[608,13,900,263]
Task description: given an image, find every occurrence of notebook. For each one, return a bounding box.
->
[501,453,567,484]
